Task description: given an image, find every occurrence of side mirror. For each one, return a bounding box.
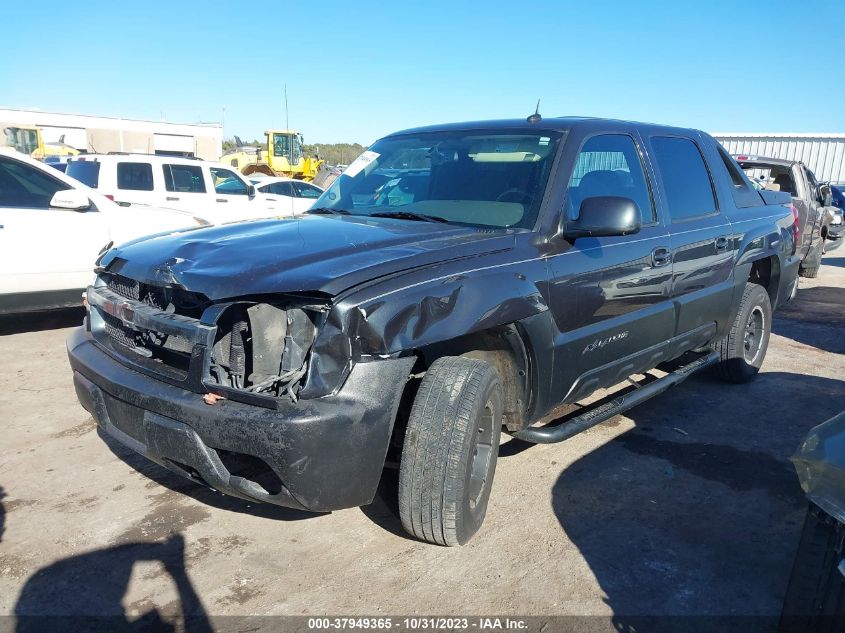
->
[818,184,833,207]
[50,189,91,211]
[563,196,641,240]
[247,184,257,198]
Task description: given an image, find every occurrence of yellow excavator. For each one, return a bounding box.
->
[221,130,338,188]
[3,125,80,159]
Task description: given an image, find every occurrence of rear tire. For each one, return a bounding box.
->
[799,266,819,279]
[398,356,502,546]
[711,282,772,383]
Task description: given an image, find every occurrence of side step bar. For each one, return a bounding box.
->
[511,351,720,444]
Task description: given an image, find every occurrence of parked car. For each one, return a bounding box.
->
[829,185,844,245]
[65,154,282,224]
[68,116,800,545]
[735,156,831,278]
[248,177,323,214]
[0,148,206,314]
[780,410,845,632]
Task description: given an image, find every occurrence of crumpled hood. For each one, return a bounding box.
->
[99,214,514,299]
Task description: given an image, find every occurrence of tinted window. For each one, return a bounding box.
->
[716,146,761,208]
[210,167,248,195]
[66,160,101,188]
[0,156,71,208]
[117,162,153,191]
[567,134,654,222]
[262,181,294,196]
[651,137,716,220]
[293,182,322,198]
[163,164,205,193]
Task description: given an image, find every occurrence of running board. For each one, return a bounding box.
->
[510,351,720,444]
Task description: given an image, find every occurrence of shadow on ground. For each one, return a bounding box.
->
[774,286,845,354]
[14,533,213,632]
[549,371,845,630]
[0,307,84,336]
[100,429,322,522]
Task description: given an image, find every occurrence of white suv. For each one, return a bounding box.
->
[0,149,205,314]
[65,154,285,223]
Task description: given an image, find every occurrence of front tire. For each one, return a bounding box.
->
[711,282,772,383]
[398,356,502,546]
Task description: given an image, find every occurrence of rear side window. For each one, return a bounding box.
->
[66,160,101,188]
[293,181,322,198]
[567,134,655,223]
[163,164,205,193]
[651,137,716,221]
[117,162,153,191]
[716,146,761,209]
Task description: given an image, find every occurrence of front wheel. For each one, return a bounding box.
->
[398,356,502,546]
[711,282,772,383]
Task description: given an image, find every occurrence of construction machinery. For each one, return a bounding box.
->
[3,125,80,160]
[221,130,339,188]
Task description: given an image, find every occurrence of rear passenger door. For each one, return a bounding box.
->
[291,181,323,213]
[648,135,734,340]
[114,161,155,207]
[258,180,297,216]
[548,133,675,403]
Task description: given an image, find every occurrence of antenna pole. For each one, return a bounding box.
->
[284,84,289,131]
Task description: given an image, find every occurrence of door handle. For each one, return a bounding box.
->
[216,198,228,203]
[715,235,730,251]
[166,196,180,201]
[651,247,671,267]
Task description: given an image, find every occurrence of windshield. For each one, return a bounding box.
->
[312,130,563,229]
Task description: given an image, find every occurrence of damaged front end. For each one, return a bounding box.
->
[207,302,318,402]
[86,271,339,406]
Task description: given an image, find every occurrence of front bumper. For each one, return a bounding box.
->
[67,327,414,512]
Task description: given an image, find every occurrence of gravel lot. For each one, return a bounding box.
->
[1,256,844,631]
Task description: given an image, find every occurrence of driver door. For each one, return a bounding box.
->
[0,155,109,299]
[208,166,257,219]
[547,132,675,404]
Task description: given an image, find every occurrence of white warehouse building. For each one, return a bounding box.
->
[0,108,223,161]
[714,133,845,184]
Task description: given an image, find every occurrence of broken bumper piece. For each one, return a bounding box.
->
[67,326,414,512]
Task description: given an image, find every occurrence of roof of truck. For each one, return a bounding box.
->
[386,116,705,139]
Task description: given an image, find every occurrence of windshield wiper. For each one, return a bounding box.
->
[369,210,450,223]
[308,207,351,215]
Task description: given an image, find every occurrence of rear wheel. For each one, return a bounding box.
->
[800,240,823,278]
[711,282,772,383]
[398,356,502,546]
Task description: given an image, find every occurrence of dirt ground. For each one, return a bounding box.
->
[1,256,844,632]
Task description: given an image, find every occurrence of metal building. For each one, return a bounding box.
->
[0,108,223,161]
[714,133,845,184]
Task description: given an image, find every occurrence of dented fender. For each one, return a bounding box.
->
[301,251,553,398]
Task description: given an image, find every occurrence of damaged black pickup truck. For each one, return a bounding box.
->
[68,116,801,545]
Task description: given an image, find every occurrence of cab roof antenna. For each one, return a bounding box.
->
[527,100,542,124]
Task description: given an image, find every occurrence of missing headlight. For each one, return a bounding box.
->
[209,302,318,401]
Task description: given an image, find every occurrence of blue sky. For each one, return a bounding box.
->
[2,0,842,146]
